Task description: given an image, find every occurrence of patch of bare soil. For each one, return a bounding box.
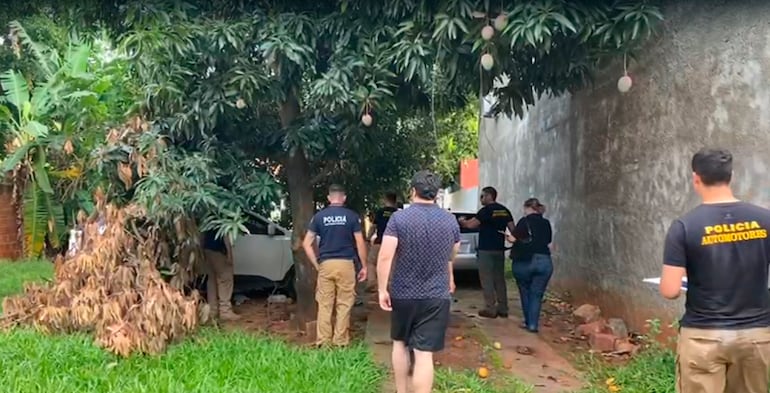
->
[221,297,368,345]
[435,312,487,370]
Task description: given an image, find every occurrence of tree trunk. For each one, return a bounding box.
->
[280,91,317,331]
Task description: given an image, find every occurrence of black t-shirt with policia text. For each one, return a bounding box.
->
[663,201,770,329]
[475,202,513,251]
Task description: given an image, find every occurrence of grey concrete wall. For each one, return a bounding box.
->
[479,0,770,331]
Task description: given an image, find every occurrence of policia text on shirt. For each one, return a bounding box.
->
[701,221,768,245]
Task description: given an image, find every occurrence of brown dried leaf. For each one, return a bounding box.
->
[3,194,204,357]
[63,139,75,155]
[117,162,133,189]
[106,129,121,144]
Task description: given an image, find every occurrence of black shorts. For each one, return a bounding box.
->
[390,298,451,352]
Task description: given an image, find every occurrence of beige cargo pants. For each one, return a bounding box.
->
[676,327,770,393]
[316,259,356,346]
[203,249,239,321]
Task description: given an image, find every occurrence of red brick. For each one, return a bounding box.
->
[614,339,640,355]
[573,304,602,323]
[576,319,610,337]
[589,333,618,352]
[0,185,21,259]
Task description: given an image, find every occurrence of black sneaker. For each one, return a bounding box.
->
[497,312,509,318]
[478,309,498,319]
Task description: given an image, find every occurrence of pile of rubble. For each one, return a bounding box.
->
[572,304,640,356]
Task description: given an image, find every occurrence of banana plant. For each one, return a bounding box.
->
[0,23,106,257]
[0,69,65,257]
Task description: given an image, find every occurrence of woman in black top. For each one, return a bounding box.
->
[507,198,553,333]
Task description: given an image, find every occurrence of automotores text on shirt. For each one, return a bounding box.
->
[701,220,768,245]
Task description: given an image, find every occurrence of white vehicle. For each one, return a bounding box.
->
[231,213,295,297]
[451,211,516,272]
[228,211,484,295]
[376,210,481,271]
[452,212,480,271]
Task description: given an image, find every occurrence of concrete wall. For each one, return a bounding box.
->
[479,0,770,331]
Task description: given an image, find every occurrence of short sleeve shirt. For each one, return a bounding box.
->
[663,201,770,329]
[385,203,461,300]
[309,205,362,262]
[373,206,398,244]
[510,213,552,261]
[476,202,513,251]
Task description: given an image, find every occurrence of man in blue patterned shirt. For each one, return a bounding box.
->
[377,170,461,393]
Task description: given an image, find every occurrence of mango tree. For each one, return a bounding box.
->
[116,0,662,327]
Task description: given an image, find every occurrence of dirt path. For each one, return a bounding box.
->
[365,285,585,392]
[451,288,584,392]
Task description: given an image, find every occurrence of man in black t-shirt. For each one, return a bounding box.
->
[661,148,770,393]
[366,192,398,292]
[459,186,514,318]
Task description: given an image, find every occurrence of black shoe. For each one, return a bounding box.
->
[497,312,509,318]
[478,309,498,319]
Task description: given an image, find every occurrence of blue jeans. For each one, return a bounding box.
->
[511,254,553,331]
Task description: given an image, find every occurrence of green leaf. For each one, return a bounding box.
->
[22,183,48,258]
[68,44,92,75]
[64,91,98,100]
[551,12,577,33]
[0,105,12,123]
[23,121,49,138]
[33,149,54,194]
[0,70,29,111]
[43,191,66,248]
[632,21,641,40]
[1,142,34,172]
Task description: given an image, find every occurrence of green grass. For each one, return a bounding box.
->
[434,369,533,393]
[0,260,382,393]
[0,259,54,308]
[577,347,676,393]
[0,329,382,393]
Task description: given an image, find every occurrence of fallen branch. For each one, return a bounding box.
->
[0,196,209,357]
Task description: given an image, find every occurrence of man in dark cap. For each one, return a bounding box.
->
[377,170,460,393]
